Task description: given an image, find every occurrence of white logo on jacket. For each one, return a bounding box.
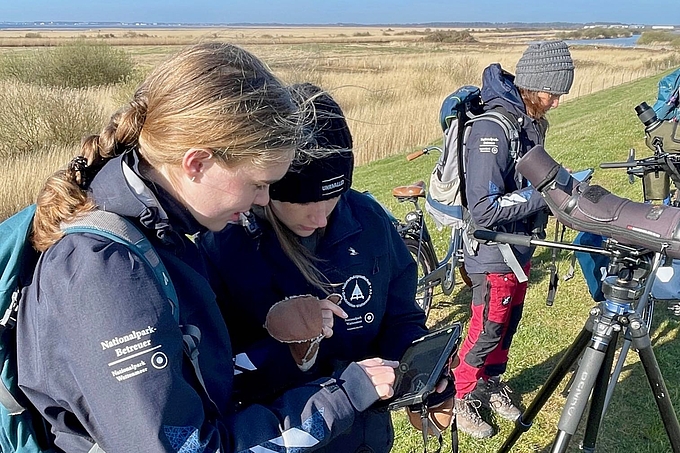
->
[498,193,529,208]
[479,137,500,154]
[341,275,373,308]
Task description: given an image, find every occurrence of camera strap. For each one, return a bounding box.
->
[498,242,528,283]
[417,402,444,453]
[546,219,565,306]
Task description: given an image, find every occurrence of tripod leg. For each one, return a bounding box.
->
[628,314,680,452]
[497,326,591,453]
[602,280,655,417]
[551,341,608,453]
[580,329,619,452]
[602,331,630,415]
[551,300,629,453]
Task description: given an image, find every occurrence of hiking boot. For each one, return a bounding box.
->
[476,376,522,421]
[454,395,495,439]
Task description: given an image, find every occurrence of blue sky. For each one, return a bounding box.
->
[1,0,678,26]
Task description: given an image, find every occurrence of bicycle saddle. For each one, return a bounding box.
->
[392,181,426,198]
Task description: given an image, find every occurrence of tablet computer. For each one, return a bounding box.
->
[388,323,461,410]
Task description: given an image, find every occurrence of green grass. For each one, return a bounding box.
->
[353,70,680,453]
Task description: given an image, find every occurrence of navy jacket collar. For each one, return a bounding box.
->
[89,150,205,246]
[317,192,362,249]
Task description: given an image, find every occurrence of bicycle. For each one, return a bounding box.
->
[388,145,471,317]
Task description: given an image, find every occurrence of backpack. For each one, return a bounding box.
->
[652,67,680,121]
[0,206,181,453]
[425,85,521,236]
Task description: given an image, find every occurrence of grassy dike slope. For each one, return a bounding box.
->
[353,71,680,453]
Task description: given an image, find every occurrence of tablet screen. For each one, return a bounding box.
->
[391,324,460,403]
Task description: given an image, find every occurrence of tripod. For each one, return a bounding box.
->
[493,239,680,452]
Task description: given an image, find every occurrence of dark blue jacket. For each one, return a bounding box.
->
[204,189,428,453]
[17,151,382,453]
[464,63,549,274]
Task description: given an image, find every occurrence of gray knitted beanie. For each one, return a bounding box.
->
[515,40,575,95]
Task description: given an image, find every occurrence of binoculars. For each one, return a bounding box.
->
[636,101,680,154]
[598,102,680,204]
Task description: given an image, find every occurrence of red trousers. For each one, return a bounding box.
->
[454,265,529,398]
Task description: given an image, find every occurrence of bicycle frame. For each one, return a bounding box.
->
[382,145,470,315]
[396,195,460,297]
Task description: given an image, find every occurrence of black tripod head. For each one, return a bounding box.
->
[473,230,654,311]
[600,240,653,314]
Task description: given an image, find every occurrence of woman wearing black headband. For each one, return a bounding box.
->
[205,83,431,453]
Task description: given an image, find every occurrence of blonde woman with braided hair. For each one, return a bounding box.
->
[18,43,398,453]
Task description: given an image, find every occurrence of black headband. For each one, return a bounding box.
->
[269,150,353,203]
[270,84,354,203]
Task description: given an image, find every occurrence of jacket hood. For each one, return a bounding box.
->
[480,63,526,115]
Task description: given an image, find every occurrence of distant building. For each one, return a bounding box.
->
[583,24,631,29]
[651,25,675,30]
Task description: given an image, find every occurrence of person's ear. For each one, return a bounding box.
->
[182,148,214,182]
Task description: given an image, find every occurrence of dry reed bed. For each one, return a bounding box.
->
[0,82,117,219]
[0,145,78,216]
[251,43,680,164]
[0,26,452,48]
[0,34,678,218]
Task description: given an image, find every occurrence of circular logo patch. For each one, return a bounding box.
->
[151,352,168,370]
[341,275,373,308]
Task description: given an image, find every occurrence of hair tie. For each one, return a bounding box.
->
[68,156,91,189]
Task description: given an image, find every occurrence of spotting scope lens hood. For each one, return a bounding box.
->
[635,102,660,129]
[517,145,680,259]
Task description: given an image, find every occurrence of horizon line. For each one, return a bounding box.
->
[1,20,675,27]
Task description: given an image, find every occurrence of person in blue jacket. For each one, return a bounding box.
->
[204,83,435,453]
[452,40,575,438]
[18,43,399,453]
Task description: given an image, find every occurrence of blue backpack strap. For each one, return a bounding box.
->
[466,108,521,161]
[62,210,179,322]
[484,105,521,159]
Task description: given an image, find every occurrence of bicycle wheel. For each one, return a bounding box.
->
[404,237,437,317]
